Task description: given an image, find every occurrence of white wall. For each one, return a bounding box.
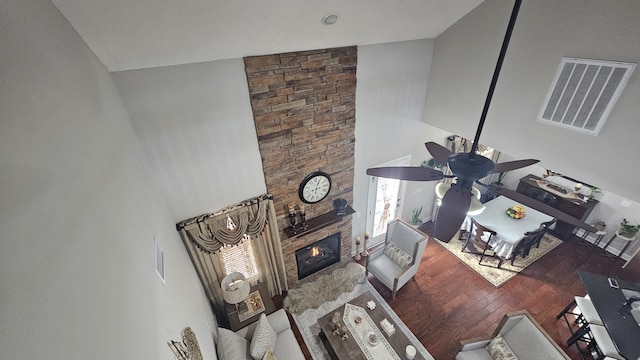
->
[423,0,640,203]
[113,39,449,256]
[0,0,215,358]
[353,39,451,239]
[112,60,266,222]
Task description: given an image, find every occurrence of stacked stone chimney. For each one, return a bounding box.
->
[244,46,357,285]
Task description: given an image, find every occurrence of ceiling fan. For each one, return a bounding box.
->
[366,0,598,242]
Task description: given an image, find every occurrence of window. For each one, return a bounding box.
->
[218,234,260,283]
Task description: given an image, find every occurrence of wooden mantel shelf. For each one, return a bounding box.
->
[284,205,355,239]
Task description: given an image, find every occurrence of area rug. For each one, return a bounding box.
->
[284,262,367,315]
[436,233,563,287]
[291,281,434,360]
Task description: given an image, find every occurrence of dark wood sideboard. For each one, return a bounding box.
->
[516,174,599,240]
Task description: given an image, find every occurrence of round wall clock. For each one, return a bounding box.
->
[298,171,332,204]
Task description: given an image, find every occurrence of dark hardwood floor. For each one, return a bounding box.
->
[274,222,640,359]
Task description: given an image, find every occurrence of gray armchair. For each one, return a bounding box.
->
[455,310,570,360]
[365,219,429,299]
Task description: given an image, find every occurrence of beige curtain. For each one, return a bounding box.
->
[176,194,287,318]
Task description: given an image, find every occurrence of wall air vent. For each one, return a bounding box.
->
[537,57,635,135]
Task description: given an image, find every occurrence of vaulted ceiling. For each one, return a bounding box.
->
[50,0,484,72]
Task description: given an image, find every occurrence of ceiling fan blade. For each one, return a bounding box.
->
[366,166,444,181]
[434,183,472,242]
[491,159,540,173]
[425,142,453,166]
[485,184,598,233]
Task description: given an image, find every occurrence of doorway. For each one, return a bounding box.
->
[366,155,411,248]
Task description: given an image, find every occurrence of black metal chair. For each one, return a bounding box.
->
[510,228,545,265]
[534,219,557,248]
[511,219,557,265]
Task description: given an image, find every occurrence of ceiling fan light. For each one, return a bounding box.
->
[435,182,449,199]
[467,197,486,216]
[435,183,485,215]
[435,183,482,200]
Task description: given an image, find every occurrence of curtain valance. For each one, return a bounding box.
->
[176,194,273,253]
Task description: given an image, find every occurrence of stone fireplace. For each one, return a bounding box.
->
[244,46,357,286]
[295,233,341,280]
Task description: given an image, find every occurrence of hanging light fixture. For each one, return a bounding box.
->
[435,183,486,216]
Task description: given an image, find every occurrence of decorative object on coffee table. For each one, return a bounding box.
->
[405,345,417,360]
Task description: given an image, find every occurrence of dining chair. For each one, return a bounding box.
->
[462,218,503,267]
[510,228,544,265]
[510,219,557,265]
[534,219,557,248]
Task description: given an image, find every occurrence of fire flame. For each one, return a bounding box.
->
[311,247,320,256]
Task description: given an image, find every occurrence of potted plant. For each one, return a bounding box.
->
[411,206,423,227]
[493,172,508,186]
[619,218,640,238]
[588,186,601,200]
[421,158,444,170]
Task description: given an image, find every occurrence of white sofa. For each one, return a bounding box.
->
[456,310,570,360]
[213,309,305,360]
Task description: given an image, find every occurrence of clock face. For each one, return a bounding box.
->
[299,172,332,204]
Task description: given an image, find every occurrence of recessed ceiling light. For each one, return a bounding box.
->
[321,13,339,25]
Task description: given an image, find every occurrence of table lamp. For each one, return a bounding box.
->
[221,272,250,305]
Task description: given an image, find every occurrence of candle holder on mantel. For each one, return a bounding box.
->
[288,205,297,234]
[298,205,307,231]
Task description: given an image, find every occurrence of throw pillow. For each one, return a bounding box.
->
[384,242,413,269]
[485,334,519,360]
[216,328,250,360]
[262,348,278,360]
[250,313,277,360]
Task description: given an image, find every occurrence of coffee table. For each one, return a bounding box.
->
[318,291,426,360]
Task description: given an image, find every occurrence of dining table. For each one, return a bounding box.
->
[468,195,554,259]
[578,271,640,359]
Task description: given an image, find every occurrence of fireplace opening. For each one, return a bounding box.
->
[295,233,341,280]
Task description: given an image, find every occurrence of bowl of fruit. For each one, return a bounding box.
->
[506,205,526,219]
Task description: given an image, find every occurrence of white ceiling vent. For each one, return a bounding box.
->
[537,57,635,135]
